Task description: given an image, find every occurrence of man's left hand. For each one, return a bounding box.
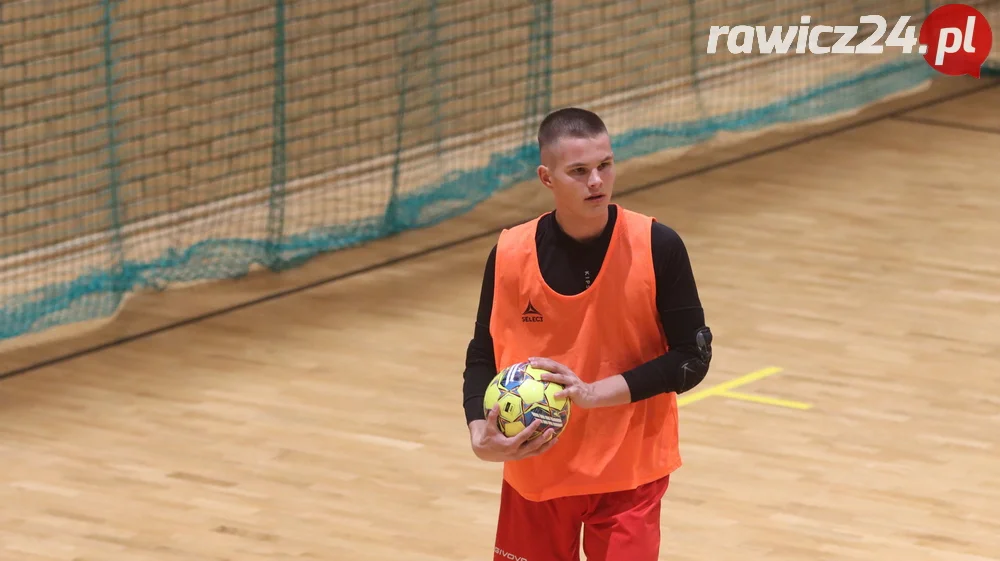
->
[527,356,603,408]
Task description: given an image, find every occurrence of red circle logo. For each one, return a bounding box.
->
[920,4,993,77]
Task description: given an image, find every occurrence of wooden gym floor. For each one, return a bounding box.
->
[1,77,998,561]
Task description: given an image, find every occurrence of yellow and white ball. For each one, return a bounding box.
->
[483,361,571,441]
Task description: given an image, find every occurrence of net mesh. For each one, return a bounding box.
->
[2,0,998,341]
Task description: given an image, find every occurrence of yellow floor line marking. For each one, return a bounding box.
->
[677,366,784,407]
[717,390,813,410]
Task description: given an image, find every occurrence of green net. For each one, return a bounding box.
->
[2,0,998,341]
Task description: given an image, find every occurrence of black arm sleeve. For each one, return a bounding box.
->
[620,223,712,402]
[462,245,499,424]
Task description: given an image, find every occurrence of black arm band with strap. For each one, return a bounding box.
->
[621,326,712,402]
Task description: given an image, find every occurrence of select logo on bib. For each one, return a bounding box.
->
[521,301,543,323]
[920,3,993,77]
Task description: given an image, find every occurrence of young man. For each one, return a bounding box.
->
[462,107,713,561]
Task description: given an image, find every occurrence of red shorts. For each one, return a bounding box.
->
[493,475,670,561]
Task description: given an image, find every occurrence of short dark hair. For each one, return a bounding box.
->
[537,107,608,151]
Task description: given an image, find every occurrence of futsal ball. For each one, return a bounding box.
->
[483,361,571,441]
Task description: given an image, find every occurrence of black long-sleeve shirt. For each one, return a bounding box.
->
[462,204,707,424]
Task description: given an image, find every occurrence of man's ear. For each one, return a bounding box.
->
[537,165,553,189]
